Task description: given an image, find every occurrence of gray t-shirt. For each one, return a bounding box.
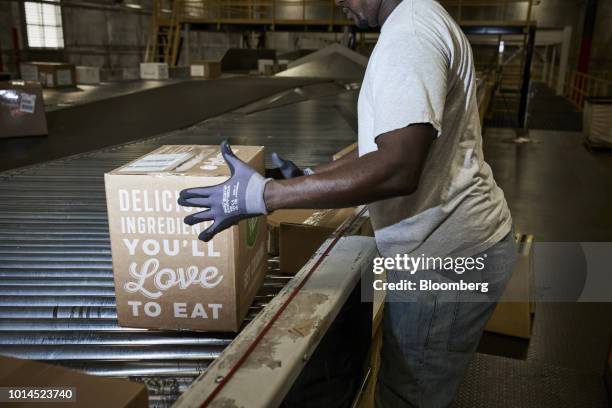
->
[358,0,512,258]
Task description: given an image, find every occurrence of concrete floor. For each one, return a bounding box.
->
[456,127,612,407]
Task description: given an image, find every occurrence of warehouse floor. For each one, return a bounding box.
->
[0,77,611,407]
[456,127,612,407]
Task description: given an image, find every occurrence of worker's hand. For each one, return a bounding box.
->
[178,141,272,242]
[270,152,314,179]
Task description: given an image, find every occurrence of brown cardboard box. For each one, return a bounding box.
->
[333,143,357,161]
[190,61,222,79]
[0,356,147,408]
[268,208,357,275]
[20,62,76,88]
[484,234,535,339]
[0,81,47,138]
[105,145,268,332]
[263,63,288,76]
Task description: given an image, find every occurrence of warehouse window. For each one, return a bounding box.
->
[24,0,64,49]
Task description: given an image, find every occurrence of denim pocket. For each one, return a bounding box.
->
[447,295,497,352]
[447,233,517,352]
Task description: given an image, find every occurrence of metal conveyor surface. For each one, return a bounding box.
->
[0,83,359,407]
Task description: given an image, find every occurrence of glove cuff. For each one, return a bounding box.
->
[245,173,273,215]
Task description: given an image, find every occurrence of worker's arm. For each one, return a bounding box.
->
[179,125,434,241]
[265,124,434,211]
[310,146,359,174]
[268,146,357,179]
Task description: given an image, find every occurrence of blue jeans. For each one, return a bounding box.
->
[375,232,517,408]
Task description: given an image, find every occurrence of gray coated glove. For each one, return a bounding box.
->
[270,152,314,179]
[178,141,272,242]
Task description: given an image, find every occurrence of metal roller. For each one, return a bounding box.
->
[0,295,116,307]
[1,345,224,361]
[0,306,117,319]
[0,331,233,346]
[0,286,115,296]
[57,361,209,377]
[0,85,358,405]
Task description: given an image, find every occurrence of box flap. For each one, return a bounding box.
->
[268,208,354,229]
[0,356,148,408]
[108,145,263,177]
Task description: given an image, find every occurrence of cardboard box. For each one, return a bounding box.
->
[484,234,535,339]
[584,98,612,148]
[20,62,76,88]
[257,59,274,75]
[76,66,101,84]
[190,61,221,79]
[263,63,288,76]
[268,208,359,275]
[0,81,48,138]
[139,62,169,80]
[105,145,268,332]
[0,356,148,408]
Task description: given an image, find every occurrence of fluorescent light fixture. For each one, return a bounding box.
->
[125,3,142,9]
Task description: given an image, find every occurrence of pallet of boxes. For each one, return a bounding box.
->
[105,145,268,332]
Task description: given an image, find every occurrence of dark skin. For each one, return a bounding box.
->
[265,125,435,211]
[264,0,434,211]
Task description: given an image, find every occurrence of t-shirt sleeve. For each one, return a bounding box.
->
[369,35,449,141]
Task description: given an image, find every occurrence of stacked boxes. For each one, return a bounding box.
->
[20,62,76,88]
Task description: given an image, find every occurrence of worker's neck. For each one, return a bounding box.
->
[377,0,402,26]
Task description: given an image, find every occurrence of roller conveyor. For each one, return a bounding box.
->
[0,81,359,407]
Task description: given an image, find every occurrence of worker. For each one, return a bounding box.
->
[178,0,516,406]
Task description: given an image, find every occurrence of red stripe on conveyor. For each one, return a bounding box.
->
[200,207,368,407]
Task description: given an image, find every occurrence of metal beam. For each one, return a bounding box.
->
[556,26,572,96]
[518,24,536,129]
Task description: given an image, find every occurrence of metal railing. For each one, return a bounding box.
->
[563,69,612,110]
[156,0,535,28]
[146,0,536,65]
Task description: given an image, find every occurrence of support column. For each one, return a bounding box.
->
[548,45,557,87]
[556,26,572,95]
[518,25,536,130]
[577,0,598,74]
[541,46,549,82]
[183,23,190,66]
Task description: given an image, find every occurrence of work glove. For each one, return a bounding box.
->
[178,141,272,242]
[269,152,314,179]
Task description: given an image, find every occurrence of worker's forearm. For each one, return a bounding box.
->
[312,147,359,174]
[264,150,414,211]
